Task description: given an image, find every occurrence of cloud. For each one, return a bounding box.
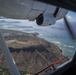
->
[67,16,72,19]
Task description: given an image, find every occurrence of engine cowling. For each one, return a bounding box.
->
[36,7,68,26]
[36,14,56,26]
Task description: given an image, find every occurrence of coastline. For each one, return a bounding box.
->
[0,29,67,75]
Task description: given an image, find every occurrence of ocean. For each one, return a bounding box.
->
[0,18,76,58]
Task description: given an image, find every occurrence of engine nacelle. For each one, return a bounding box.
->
[0,0,68,26]
[36,14,56,26]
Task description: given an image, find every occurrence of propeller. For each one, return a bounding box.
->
[64,16,76,41]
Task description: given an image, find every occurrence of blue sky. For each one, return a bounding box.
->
[67,11,76,17]
[67,11,76,21]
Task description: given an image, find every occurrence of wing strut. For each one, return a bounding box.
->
[0,29,20,75]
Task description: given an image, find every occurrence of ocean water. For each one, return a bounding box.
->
[0,18,76,58]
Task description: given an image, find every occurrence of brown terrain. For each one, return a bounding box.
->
[0,29,67,74]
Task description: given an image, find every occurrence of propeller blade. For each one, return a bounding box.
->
[64,16,76,41]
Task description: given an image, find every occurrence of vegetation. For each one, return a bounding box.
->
[0,67,26,75]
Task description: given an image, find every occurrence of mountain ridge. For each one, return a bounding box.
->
[0,29,67,74]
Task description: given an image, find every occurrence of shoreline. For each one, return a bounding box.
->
[0,29,68,74]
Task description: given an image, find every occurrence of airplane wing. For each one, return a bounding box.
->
[37,0,76,12]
